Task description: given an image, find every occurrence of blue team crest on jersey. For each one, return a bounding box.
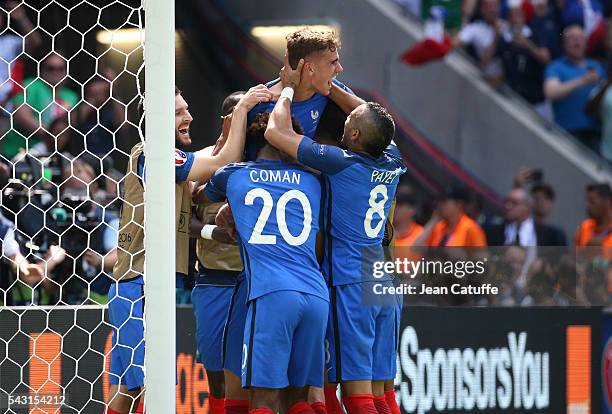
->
[310,110,319,120]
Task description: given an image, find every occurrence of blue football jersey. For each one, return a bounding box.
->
[248,79,352,139]
[297,136,407,286]
[204,159,327,302]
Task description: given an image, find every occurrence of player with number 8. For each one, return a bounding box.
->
[264,55,406,414]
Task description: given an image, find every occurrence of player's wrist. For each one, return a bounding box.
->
[233,103,248,113]
[201,224,217,240]
[280,86,295,102]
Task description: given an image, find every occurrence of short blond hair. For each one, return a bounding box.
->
[286,28,341,69]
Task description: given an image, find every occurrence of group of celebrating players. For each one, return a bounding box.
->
[104,28,406,414]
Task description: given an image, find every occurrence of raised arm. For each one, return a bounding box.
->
[328,81,365,114]
[187,85,272,182]
[9,1,42,51]
[264,57,306,160]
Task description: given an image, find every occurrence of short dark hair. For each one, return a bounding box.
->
[396,193,417,206]
[586,183,612,199]
[441,185,470,203]
[531,183,555,201]
[221,91,245,116]
[361,102,395,158]
[246,112,304,159]
[286,28,341,69]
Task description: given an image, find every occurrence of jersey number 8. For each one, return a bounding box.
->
[364,184,389,238]
[245,188,312,246]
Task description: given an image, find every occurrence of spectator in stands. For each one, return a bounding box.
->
[455,0,507,86]
[0,1,41,107]
[544,25,606,151]
[512,167,569,242]
[522,257,557,305]
[393,194,424,246]
[3,52,79,159]
[76,70,124,160]
[576,184,612,301]
[525,252,586,305]
[558,0,605,56]
[531,183,555,223]
[575,183,612,248]
[421,0,464,31]
[464,191,500,227]
[496,1,552,116]
[47,113,72,155]
[416,186,487,247]
[493,245,528,305]
[585,77,612,162]
[530,0,561,60]
[485,187,567,245]
[551,254,582,305]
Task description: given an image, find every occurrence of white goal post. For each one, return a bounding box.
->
[144,0,176,412]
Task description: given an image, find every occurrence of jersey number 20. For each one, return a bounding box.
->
[245,188,312,246]
[364,184,388,238]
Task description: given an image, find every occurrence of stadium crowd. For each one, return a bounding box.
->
[0,1,130,306]
[396,0,612,160]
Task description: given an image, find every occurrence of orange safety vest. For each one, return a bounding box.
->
[575,218,612,292]
[395,222,424,246]
[426,213,487,247]
[394,222,425,262]
[575,218,612,248]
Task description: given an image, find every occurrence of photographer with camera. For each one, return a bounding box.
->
[0,161,64,305]
[45,159,119,304]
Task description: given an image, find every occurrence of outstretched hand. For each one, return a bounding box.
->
[280,51,304,90]
[236,84,273,111]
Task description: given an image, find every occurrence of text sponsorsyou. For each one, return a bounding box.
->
[398,328,549,414]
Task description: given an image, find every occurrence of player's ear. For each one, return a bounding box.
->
[305,60,315,75]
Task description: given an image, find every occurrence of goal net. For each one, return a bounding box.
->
[0,0,175,412]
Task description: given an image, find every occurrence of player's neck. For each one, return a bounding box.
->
[257,145,282,161]
[294,83,316,102]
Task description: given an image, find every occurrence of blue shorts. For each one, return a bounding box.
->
[242,290,328,389]
[192,285,235,372]
[326,282,398,382]
[108,277,145,390]
[222,277,248,377]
